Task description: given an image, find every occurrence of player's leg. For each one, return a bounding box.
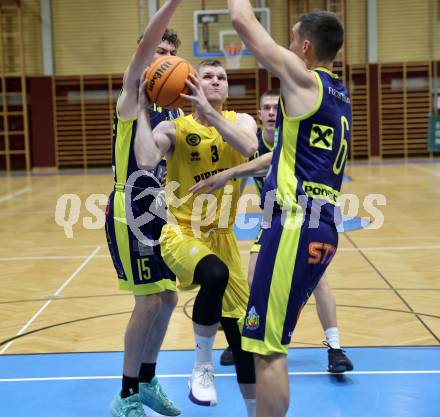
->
[254,353,289,417]
[313,275,353,373]
[123,294,163,383]
[221,317,256,417]
[107,192,178,417]
[138,290,181,416]
[190,254,229,405]
[160,225,228,406]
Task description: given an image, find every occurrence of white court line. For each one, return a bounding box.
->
[2,244,440,262]
[0,255,101,261]
[1,369,440,383]
[411,164,440,177]
[339,245,440,252]
[0,187,30,203]
[0,246,101,355]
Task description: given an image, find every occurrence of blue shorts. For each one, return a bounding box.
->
[241,212,338,355]
[105,189,176,295]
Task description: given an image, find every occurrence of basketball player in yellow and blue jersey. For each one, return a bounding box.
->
[135,60,258,417]
[227,4,351,417]
[215,89,353,374]
[105,2,183,417]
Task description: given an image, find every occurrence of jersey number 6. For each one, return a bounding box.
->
[333,116,349,175]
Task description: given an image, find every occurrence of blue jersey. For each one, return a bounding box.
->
[249,128,274,195]
[261,68,351,225]
[111,103,181,191]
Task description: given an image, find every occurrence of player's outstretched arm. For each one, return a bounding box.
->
[135,79,175,170]
[118,0,183,120]
[228,0,312,88]
[189,152,273,194]
[181,73,258,157]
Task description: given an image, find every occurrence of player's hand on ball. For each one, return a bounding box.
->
[138,74,150,109]
[181,73,212,114]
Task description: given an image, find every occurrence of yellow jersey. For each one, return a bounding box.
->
[166,111,246,231]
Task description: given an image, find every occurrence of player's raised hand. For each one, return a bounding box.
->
[189,170,231,194]
[138,70,150,109]
[180,73,212,114]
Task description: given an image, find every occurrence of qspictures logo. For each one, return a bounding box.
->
[54,170,387,240]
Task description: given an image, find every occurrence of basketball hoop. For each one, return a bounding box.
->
[222,44,243,69]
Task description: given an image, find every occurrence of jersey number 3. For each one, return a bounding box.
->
[211,145,219,163]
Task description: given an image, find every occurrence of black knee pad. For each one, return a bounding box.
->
[221,317,256,384]
[194,254,229,292]
[192,255,229,325]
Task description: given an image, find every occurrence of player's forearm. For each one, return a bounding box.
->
[135,109,162,170]
[124,0,182,91]
[228,0,257,45]
[228,0,254,24]
[204,108,257,157]
[228,152,273,180]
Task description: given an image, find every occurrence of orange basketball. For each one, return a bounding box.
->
[145,55,195,109]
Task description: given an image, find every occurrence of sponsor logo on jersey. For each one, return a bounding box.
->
[190,151,201,161]
[245,306,260,331]
[193,168,228,183]
[186,133,202,146]
[303,181,339,205]
[309,124,334,150]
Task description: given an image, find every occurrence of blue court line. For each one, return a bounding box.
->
[0,347,439,417]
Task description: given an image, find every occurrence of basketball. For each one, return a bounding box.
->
[145,55,195,109]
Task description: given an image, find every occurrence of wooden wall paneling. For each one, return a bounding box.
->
[226,69,259,119]
[83,75,113,167]
[348,64,370,159]
[379,63,406,158]
[405,62,431,158]
[0,2,30,171]
[53,76,85,168]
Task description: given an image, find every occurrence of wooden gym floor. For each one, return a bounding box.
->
[0,159,439,355]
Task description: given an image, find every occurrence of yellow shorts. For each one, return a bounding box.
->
[160,224,249,318]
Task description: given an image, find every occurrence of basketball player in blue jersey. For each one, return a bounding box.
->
[227,4,351,417]
[105,2,183,417]
[217,90,353,373]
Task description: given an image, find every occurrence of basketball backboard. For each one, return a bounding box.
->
[193,8,271,57]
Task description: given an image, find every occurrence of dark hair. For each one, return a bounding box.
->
[298,11,344,61]
[196,59,225,72]
[260,89,280,107]
[137,27,181,49]
[162,28,181,49]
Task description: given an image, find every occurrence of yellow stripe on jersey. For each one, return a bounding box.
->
[113,190,134,284]
[114,114,136,185]
[241,219,302,356]
[166,111,247,231]
[276,73,323,208]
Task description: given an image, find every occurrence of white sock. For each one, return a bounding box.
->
[324,327,340,349]
[194,333,215,365]
[244,398,256,417]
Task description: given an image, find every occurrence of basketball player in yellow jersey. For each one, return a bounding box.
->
[135,60,258,416]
